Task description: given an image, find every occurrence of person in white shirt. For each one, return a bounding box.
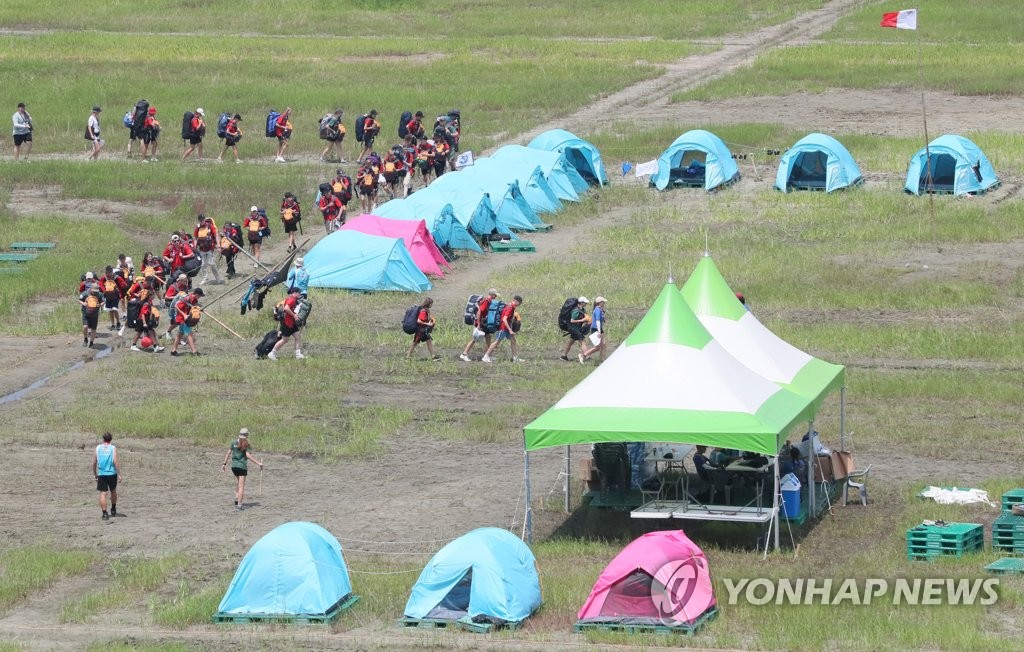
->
[86,106,104,160]
[12,102,32,161]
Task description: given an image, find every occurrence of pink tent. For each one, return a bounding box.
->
[576,530,715,628]
[340,214,450,277]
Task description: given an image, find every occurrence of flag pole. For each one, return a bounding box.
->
[915,15,940,252]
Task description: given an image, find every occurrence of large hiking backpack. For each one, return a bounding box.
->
[354,114,367,143]
[216,112,231,139]
[265,110,280,137]
[402,305,420,334]
[557,296,577,333]
[397,111,413,139]
[463,294,483,326]
[125,299,142,330]
[483,300,506,334]
[318,114,335,140]
[295,298,313,326]
[132,100,149,137]
[181,111,195,140]
[254,329,282,359]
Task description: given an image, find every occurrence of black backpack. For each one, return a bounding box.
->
[464,294,482,326]
[131,100,149,137]
[483,300,506,334]
[125,298,142,329]
[557,296,577,333]
[181,111,195,140]
[354,114,367,143]
[397,111,413,138]
[216,112,231,139]
[402,305,420,334]
[254,329,282,359]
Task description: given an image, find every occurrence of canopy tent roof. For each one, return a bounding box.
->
[523,284,816,455]
[418,172,508,235]
[904,134,999,196]
[449,166,547,231]
[774,132,863,193]
[404,527,541,624]
[680,255,845,411]
[527,128,608,186]
[491,144,586,201]
[470,158,562,214]
[650,129,740,192]
[341,214,450,277]
[374,196,482,252]
[216,522,353,619]
[304,231,431,292]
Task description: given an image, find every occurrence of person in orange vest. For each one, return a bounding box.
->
[181,108,206,161]
[274,107,293,162]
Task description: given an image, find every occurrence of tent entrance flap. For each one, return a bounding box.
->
[790,150,828,188]
[600,570,661,619]
[670,150,708,187]
[921,153,957,191]
[426,568,472,620]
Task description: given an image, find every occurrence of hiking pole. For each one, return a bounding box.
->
[259,465,263,497]
[200,275,252,311]
[231,244,275,274]
[199,308,244,339]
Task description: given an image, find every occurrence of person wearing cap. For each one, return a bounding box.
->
[162,232,196,278]
[86,106,104,160]
[735,291,750,312]
[222,428,263,509]
[405,297,440,361]
[141,106,161,162]
[285,257,309,299]
[268,286,306,360]
[170,288,205,357]
[243,206,268,267]
[280,192,302,252]
[274,107,293,163]
[217,113,243,163]
[319,109,346,163]
[78,276,103,347]
[194,214,222,285]
[12,102,32,161]
[357,109,380,163]
[581,296,607,362]
[460,288,499,362]
[560,297,591,362]
[482,294,524,363]
[181,108,206,161]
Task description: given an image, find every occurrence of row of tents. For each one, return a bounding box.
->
[302,130,608,292]
[214,522,716,633]
[652,130,999,196]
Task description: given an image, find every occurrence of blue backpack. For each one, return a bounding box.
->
[123,111,134,128]
[483,300,506,334]
[216,112,231,139]
[265,111,280,138]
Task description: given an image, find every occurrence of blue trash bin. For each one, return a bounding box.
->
[781,473,801,517]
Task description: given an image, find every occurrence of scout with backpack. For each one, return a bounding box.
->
[483,298,507,334]
[266,110,281,138]
[397,110,413,138]
[216,112,231,139]
[124,99,148,139]
[557,296,579,335]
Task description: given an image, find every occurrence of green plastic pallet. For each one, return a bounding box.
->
[992,513,1024,533]
[10,242,56,250]
[398,616,518,633]
[986,558,1024,574]
[907,523,982,542]
[0,267,25,274]
[1001,489,1024,511]
[0,253,38,262]
[574,607,718,636]
[490,240,536,253]
[212,594,358,624]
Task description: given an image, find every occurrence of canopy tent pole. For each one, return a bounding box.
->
[773,455,780,551]
[563,445,571,513]
[839,386,847,451]
[524,448,533,544]
[807,420,816,521]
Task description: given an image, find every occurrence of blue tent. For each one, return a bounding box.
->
[651,129,740,192]
[904,134,999,196]
[404,528,541,625]
[215,522,355,621]
[430,170,541,232]
[414,175,506,237]
[374,196,482,252]
[305,231,431,292]
[492,145,586,201]
[466,159,560,216]
[775,133,863,193]
[528,129,607,187]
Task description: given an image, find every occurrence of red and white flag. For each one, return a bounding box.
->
[881,8,917,30]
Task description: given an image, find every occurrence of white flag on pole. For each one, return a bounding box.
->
[454,151,474,169]
[634,159,659,178]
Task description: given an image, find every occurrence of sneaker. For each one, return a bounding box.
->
[131,345,141,352]
[88,340,94,348]
[154,346,165,353]
[192,352,201,357]
[559,355,569,361]
[151,157,159,162]
[163,331,172,340]
[253,262,259,268]
[578,353,586,364]
[118,325,125,336]
[110,508,117,517]
[235,159,242,164]
[481,355,493,363]
[102,512,109,521]
[432,355,442,361]
[459,353,471,362]
[511,356,524,363]
[295,351,305,359]
[267,351,278,360]
[83,339,89,347]
[275,156,286,163]
[170,351,179,357]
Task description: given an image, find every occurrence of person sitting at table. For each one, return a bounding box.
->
[693,446,711,482]
[709,448,738,468]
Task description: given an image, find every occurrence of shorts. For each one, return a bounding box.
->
[277,131,291,142]
[188,135,203,145]
[84,310,100,330]
[104,295,120,311]
[13,133,32,146]
[280,321,300,337]
[283,220,299,234]
[414,327,432,343]
[143,130,159,144]
[96,475,118,491]
[359,186,376,197]
[568,328,584,342]
[231,467,247,477]
[179,323,194,336]
[226,136,240,147]
[363,134,376,148]
[497,330,513,342]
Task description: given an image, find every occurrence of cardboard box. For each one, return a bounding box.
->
[813,451,855,482]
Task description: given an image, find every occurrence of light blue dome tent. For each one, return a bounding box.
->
[528,129,607,187]
[468,158,561,215]
[402,528,542,631]
[774,133,863,193]
[904,134,999,196]
[374,196,483,253]
[651,129,740,192]
[213,522,358,624]
[304,230,431,292]
[448,165,548,231]
[491,144,587,201]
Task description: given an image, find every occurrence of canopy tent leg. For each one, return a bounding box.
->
[524,449,533,545]
[839,386,847,451]
[773,455,780,552]
[563,445,571,514]
[808,420,816,521]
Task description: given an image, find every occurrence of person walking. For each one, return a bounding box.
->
[406,297,440,360]
[560,297,590,362]
[357,110,380,162]
[141,106,161,162]
[319,109,346,163]
[580,296,607,362]
[285,257,309,298]
[193,214,221,285]
[12,102,32,161]
[482,295,523,363]
[79,279,102,348]
[222,429,263,509]
[216,113,243,163]
[268,286,306,360]
[92,432,121,521]
[86,106,104,160]
[243,206,268,267]
[181,108,206,161]
[169,288,204,357]
[280,192,301,252]
[460,289,498,362]
[274,107,293,162]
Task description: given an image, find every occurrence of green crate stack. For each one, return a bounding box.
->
[1001,489,1024,511]
[992,513,1024,554]
[906,523,984,561]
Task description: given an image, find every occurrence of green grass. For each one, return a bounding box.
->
[153,577,230,629]
[86,644,190,652]
[61,554,190,623]
[829,0,1024,44]
[0,546,95,615]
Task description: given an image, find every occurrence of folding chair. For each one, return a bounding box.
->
[843,464,872,506]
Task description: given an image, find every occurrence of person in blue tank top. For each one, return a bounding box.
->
[285,257,309,298]
[92,432,121,521]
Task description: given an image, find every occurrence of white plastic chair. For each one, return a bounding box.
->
[843,464,872,506]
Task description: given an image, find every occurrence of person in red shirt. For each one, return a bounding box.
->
[243,207,267,267]
[460,288,499,362]
[356,161,378,214]
[318,191,343,233]
[181,107,206,161]
[416,139,436,188]
[401,135,417,197]
[130,291,164,353]
[268,287,306,360]
[357,110,380,163]
[193,214,221,285]
[98,265,128,332]
[217,113,243,163]
[381,148,405,200]
[141,106,161,162]
[433,134,450,179]
[405,297,439,360]
[170,288,204,357]
[280,192,301,252]
[482,294,523,363]
[162,233,196,277]
[406,111,425,140]
[274,107,293,162]
[162,274,190,339]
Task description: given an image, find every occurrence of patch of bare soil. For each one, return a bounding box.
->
[6,186,170,221]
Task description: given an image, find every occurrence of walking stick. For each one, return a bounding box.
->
[199,309,245,339]
[259,465,263,497]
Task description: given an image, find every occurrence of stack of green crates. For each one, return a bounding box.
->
[1001,489,1024,512]
[992,513,1024,554]
[906,522,984,561]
